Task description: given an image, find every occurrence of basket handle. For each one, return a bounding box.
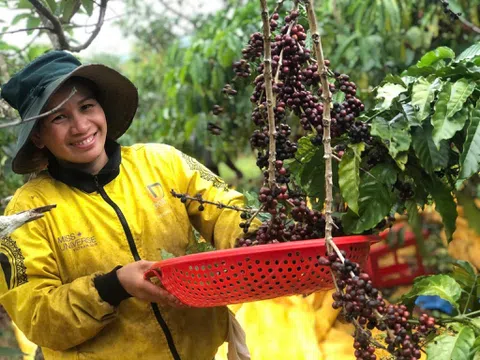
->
[144,267,163,282]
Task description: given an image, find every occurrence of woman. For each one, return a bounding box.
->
[0,50,249,359]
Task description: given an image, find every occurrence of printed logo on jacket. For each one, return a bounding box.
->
[0,236,28,289]
[57,232,97,252]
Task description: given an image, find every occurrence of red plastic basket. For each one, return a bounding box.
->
[364,225,430,288]
[144,235,379,307]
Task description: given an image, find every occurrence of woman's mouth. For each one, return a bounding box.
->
[72,132,97,149]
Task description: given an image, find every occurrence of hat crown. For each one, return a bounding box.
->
[1,51,81,118]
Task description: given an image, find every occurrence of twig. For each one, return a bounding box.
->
[352,319,390,351]
[304,0,334,254]
[28,0,69,49]
[463,277,478,315]
[271,0,287,17]
[244,204,266,227]
[458,17,480,34]
[70,0,108,52]
[259,0,277,189]
[0,26,54,35]
[0,196,13,208]
[170,190,260,213]
[0,88,77,129]
[158,0,198,28]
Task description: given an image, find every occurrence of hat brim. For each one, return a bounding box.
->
[12,64,138,174]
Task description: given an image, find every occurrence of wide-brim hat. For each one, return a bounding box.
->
[1,51,138,174]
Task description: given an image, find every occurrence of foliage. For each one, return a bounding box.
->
[401,261,480,359]
[290,43,480,240]
[110,0,480,167]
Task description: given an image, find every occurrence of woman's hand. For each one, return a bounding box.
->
[117,260,187,308]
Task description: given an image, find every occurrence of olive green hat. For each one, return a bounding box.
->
[0,50,138,174]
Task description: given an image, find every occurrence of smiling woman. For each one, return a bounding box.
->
[30,78,109,174]
[0,50,254,360]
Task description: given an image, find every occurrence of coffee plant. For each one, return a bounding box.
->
[169,0,480,358]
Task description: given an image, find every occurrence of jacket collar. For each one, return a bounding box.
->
[47,138,121,193]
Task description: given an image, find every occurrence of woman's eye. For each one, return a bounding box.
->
[81,103,94,111]
[51,114,65,123]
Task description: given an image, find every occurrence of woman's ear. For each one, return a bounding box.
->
[30,128,45,149]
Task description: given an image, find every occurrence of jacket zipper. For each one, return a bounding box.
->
[94,176,181,360]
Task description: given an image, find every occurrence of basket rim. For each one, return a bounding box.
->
[154,234,380,269]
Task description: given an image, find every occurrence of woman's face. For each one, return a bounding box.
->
[32,80,108,174]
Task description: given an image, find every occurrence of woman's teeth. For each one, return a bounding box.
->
[74,134,95,146]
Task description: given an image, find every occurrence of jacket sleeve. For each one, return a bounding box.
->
[168,147,258,250]
[0,195,118,351]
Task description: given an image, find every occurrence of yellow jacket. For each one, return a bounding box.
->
[0,141,246,360]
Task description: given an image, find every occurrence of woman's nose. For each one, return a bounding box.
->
[70,113,90,134]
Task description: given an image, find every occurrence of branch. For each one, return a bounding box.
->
[304,0,334,253]
[259,0,277,189]
[457,15,480,34]
[28,0,70,49]
[0,88,77,129]
[170,190,260,213]
[70,0,108,52]
[0,26,54,35]
[158,0,198,29]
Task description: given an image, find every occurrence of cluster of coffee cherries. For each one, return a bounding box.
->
[207,122,222,136]
[395,181,415,201]
[440,0,461,21]
[234,8,369,246]
[320,251,435,359]
[222,83,238,96]
[233,59,251,78]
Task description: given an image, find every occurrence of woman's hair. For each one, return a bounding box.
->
[62,76,101,100]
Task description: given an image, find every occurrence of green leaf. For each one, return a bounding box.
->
[457,99,480,186]
[339,143,365,215]
[432,82,472,148]
[26,16,41,34]
[451,260,477,289]
[393,152,408,171]
[412,124,449,175]
[446,79,476,119]
[0,347,24,356]
[11,13,30,25]
[81,0,93,16]
[45,0,57,12]
[411,77,442,122]
[299,149,325,201]
[457,42,480,62]
[456,191,480,236]
[381,74,407,87]
[405,26,424,50]
[402,274,462,309]
[402,103,420,126]
[426,324,475,360]
[370,114,411,158]
[342,164,396,233]
[405,200,425,254]
[242,190,260,208]
[417,46,455,68]
[17,0,32,8]
[473,337,480,359]
[161,249,176,260]
[61,0,79,22]
[375,83,407,110]
[186,241,215,254]
[295,136,317,164]
[427,177,457,241]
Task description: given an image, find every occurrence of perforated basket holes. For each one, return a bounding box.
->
[158,238,373,307]
[344,243,371,266]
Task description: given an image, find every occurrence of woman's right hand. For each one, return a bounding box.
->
[117,260,187,308]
